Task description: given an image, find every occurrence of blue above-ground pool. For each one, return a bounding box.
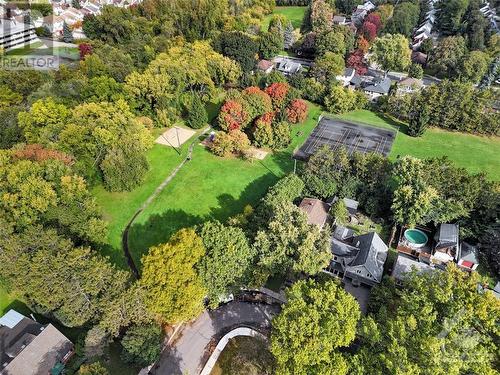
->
[404,229,428,249]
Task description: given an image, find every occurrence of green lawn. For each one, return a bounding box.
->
[5,41,44,55]
[93,141,191,268]
[337,110,500,180]
[261,6,307,30]
[127,103,322,268]
[93,98,224,268]
[96,104,498,270]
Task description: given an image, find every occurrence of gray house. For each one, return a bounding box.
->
[0,310,74,375]
[391,254,436,285]
[362,77,392,101]
[432,223,460,264]
[328,231,388,287]
[457,242,479,271]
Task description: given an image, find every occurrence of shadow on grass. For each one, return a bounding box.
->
[374,112,410,135]
[269,150,295,174]
[98,243,129,271]
[128,209,204,268]
[2,299,32,316]
[129,173,283,269]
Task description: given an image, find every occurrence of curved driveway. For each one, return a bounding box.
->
[152,302,280,375]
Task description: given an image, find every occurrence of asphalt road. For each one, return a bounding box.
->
[152,302,280,375]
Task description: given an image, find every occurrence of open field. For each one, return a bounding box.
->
[127,103,322,268]
[95,105,497,270]
[261,6,307,30]
[337,110,500,180]
[93,141,191,268]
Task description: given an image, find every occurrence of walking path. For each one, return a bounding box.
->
[121,127,210,278]
[151,302,280,375]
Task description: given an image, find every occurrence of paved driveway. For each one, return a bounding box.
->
[152,302,280,375]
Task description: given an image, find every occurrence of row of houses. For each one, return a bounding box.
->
[480,1,500,34]
[0,0,141,49]
[259,57,425,102]
[296,195,497,311]
[411,0,438,50]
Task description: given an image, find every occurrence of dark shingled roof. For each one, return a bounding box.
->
[363,77,392,94]
[331,232,388,285]
[434,223,459,249]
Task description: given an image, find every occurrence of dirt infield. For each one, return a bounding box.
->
[294,116,396,161]
[155,127,196,147]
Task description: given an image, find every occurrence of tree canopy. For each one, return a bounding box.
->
[141,228,206,323]
[271,279,360,375]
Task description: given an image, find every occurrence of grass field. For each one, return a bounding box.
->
[127,103,322,268]
[337,110,500,180]
[95,105,498,270]
[93,138,191,268]
[261,6,307,30]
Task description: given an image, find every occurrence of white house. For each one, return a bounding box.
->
[0,18,39,52]
[42,14,64,35]
[357,1,376,12]
[336,67,356,87]
[396,77,423,96]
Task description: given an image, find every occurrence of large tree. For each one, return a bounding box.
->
[436,0,469,35]
[369,34,411,72]
[213,31,259,72]
[384,2,420,37]
[271,279,360,375]
[460,51,491,83]
[254,201,331,278]
[391,156,436,227]
[311,52,345,84]
[197,221,256,305]
[428,35,468,78]
[0,150,106,243]
[352,265,500,375]
[300,145,355,199]
[315,30,346,56]
[0,224,129,328]
[310,0,334,32]
[141,228,206,323]
[121,323,163,366]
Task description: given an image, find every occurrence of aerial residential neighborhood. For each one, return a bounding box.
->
[0,0,499,374]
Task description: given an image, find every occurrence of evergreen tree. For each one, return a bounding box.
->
[62,22,74,43]
[72,0,82,9]
[479,56,500,88]
[186,94,208,129]
[284,21,295,50]
[408,63,423,78]
[408,103,430,137]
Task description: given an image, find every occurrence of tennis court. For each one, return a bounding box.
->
[294,116,396,160]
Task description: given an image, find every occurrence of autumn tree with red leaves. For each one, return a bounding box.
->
[12,144,74,165]
[347,49,368,75]
[265,82,291,110]
[217,100,248,131]
[78,43,92,60]
[365,13,382,32]
[286,99,308,124]
[361,21,377,41]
